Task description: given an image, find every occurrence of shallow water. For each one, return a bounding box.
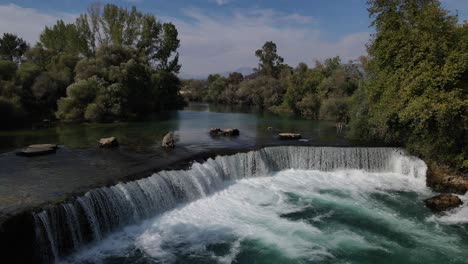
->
[0,103,351,216]
[62,169,468,264]
[0,103,348,152]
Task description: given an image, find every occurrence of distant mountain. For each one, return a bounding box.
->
[179,67,255,80]
[178,72,207,80]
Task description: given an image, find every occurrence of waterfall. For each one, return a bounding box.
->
[33,146,427,263]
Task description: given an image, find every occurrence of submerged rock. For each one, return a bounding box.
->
[209,128,240,137]
[162,132,175,148]
[16,144,58,157]
[98,137,119,148]
[278,133,302,140]
[424,194,463,212]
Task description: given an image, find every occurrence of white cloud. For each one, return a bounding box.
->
[214,0,231,6]
[168,8,369,76]
[0,4,369,77]
[0,4,77,45]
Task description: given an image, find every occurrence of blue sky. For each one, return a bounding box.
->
[0,0,466,76]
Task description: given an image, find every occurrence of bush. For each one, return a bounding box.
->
[56,77,102,122]
[297,93,321,119]
[320,97,351,122]
[94,83,124,121]
[17,62,41,87]
[237,76,284,108]
[84,103,102,122]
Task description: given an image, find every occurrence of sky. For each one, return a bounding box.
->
[0,0,466,77]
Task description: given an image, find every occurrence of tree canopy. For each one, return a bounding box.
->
[0,33,29,63]
[255,41,284,78]
[183,40,363,121]
[0,3,184,127]
[349,0,468,170]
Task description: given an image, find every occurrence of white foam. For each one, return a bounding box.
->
[434,193,468,224]
[62,167,445,264]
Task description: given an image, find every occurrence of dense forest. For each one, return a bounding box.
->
[0,3,184,128]
[182,0,467,171]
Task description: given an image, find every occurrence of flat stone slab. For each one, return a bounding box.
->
[16,146,57,157]
[27,144,58,150]
[278,133,302,140]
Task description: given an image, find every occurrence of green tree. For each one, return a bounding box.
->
[207,75,228,102]
[297,93,321,119]
[138,14,162,58]
[280,63,323,114]
[320,97,351,123]
[237,76,284,108]
[22,52,79,119]
[360,0,468,170]
[155,23,181,73]
[181,79,207,101]
[0,33,29,63]
[75,14,95,55]
[39,20,89,55]
[56,77,103,122]
[227,72,244,84]
[255,41,284,78]
[100,5,142,46]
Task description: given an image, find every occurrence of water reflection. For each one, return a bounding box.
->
[0,103,359,216]
[0,103,350,152]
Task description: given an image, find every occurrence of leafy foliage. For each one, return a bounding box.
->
[255,41,284,78]
[0,3,184,128]
[270,57,359,121]
[0,33,29,63]
[183,41,362,121]
[353,0,468,170]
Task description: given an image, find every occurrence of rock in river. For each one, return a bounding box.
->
[278,133,302,140]
[209,128,240,137]
[16,144,58,157]
[424,193,463,212]
[98,137,119,148]
[162,132,175,148]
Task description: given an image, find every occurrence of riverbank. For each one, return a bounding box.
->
[426,162,468,194]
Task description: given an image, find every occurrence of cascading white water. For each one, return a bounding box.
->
[33,146,428,263]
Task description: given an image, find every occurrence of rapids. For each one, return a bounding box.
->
[32,146,468,264]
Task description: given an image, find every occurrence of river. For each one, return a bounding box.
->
[0,103,350,217]
[2,104,467,264]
